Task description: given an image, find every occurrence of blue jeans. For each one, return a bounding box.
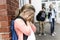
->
[50,18,55,34]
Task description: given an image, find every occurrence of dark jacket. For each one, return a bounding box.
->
[36,11,46,21]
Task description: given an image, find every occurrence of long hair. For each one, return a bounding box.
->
[16,9,21,18]
[16,4,35,20]
[20,4,35,12]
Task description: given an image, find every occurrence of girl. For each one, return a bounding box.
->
[14,4,36,40]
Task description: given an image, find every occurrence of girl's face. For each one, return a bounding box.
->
[23,9,35,21]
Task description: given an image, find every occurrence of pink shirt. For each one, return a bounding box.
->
[14,18,36,40]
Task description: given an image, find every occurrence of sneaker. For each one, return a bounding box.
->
[52,33,55,36]
[44,33,46,36]
[39,34,42,36]
[42,33,46,36]
[54,32,56,34]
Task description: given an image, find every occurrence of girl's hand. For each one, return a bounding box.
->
[26,21,30,26]
[29,22,36,32]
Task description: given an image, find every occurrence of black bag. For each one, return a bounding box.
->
[36,11,46,21]
[48,9,56,19]
[48,12,51,19]
[36,14,40,21]
[10,16,28,40]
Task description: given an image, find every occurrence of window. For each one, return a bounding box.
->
[56,0,60,1]
[58,3,60,11]
[42,0,48,2]
[20,0,24,7]
[19,0,30,9]
[19,0,27,8]
[58,12,60,17]
[49,0,56,1]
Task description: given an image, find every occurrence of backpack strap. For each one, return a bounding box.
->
[15,16,28,40]
[15,16,27,25]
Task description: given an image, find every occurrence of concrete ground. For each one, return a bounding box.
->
[35,22,60,40]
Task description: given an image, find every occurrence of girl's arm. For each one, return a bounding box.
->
[30,22,36,32]
[14,19,31,36]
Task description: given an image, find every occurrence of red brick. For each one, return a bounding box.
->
[0,22,1,28]
[0,14,12,21]
[6,0,11,5]
[0,33,11,40]
[0,16,8,21]
[7,4,13,10]
[0,4,7,10]
[0,9,7,16]
[2,38,11,40]
[17,0,19,1]
[0,0,6,5]
[10,0,19,5]
[12,0,19,4]
[7,0,19,8]
[7,0,19,9]
[0,27,10,32]
[0,15,1,18]
[7,4,15,12]
[8,15,12,21]
[0,0,19,39]
[2,34,11,39]
[7,10,15,16]
[7,4,15,16]
[11,1,19,8]
[1,21,9,27]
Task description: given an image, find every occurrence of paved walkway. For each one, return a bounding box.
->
[35,22,60,40]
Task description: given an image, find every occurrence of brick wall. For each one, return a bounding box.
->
[0,0,19,40]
